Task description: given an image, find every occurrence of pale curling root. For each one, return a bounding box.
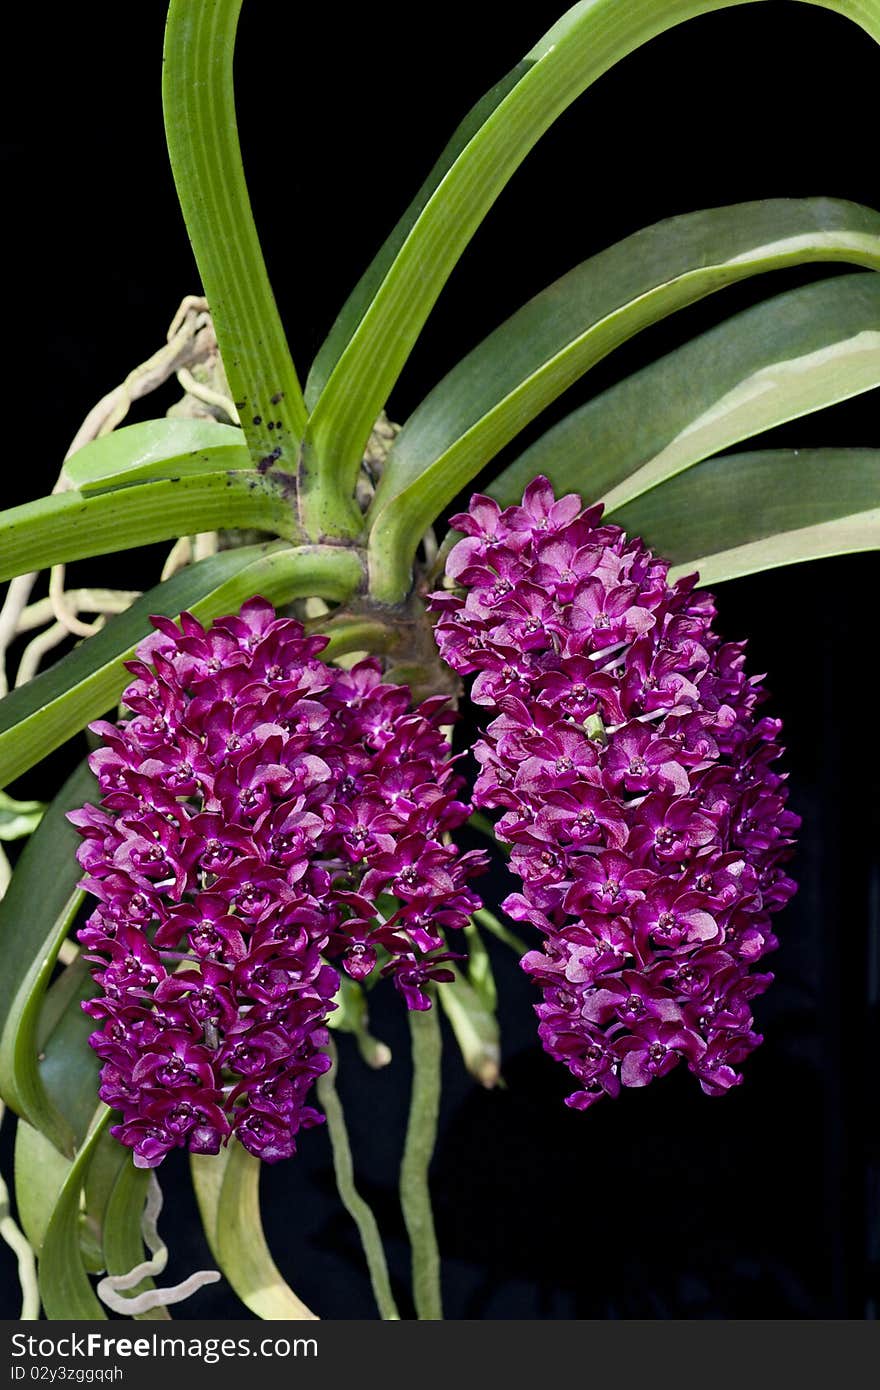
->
[97,1173,220,1316]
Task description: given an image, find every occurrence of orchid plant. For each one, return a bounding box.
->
[0,0,878,1322]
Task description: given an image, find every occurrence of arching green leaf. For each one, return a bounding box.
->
[38,1108,111,1320]
[0,542,364,788]
[62,418,249,495]
[0,470,297,584]
[13,958,106,1256]
[191,1141,318,1320]
[490,272,880,509]
[609,447,880,584]
[162,2,348,541]
[0,762,94,1155]
[307,0,880,528]
[368,200,880,600]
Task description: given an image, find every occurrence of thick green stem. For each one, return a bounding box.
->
[399,997,443,1320]
[319,617,402,661]
[317,1041,399,1320]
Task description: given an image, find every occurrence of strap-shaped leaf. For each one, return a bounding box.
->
[162,3,353,540]
[304,65,528,409]
[490,272,880,510]
[62,418,249,495]
[306,0,880,524]
[0,541,364,788]
[608,448,880,584]
[37,960,101,1154]
[80,1129,131,1276]
[0,791,44,840]
[100,1162,168,1320]
[191,1141,318,1320]
[367,199,880,600]
[14,977,121,1269]
[0,762,94,1154]
[14,1124,71,1256]
[13,957,105,1254]
[0,470,297,584]
[38,1108,111,1321]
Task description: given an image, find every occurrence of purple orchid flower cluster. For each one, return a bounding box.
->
[431,478,799,1111]
[69,599,485,1167]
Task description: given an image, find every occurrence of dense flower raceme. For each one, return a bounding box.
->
[430,478,799,1111]
[69,600,486,1166]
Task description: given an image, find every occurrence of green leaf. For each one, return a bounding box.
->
[191,1141,318,1320]
[62,414,248,497]
[100,1162,169,1321]
[473,907,529,959]
[463,922,497,1013]
[490,273,880,510]
[14,1123,71,1256]
[12,957,104,1256]
[0,762,94,1155]
[367,198,880,600]
[62,418,249,495]
[609,447,880,585]
[162,3,351,539]
[80,1130,130,1276]
[0,469,297,583]
[305,66,529,408]
[437,968,501,1089]
[0,791,44,840]
[306,0,880,531]
[0,542,364,788]
[38,960,102,1153]
[38,1107,111,1320]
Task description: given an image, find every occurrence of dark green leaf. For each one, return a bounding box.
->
[80,1130,130,1277]
[306,0,880,531]
[610,447,880,584]
[490,272,880,509]
[368,199,880,600]
[0,762,94,1154]
[38,960,102,1152]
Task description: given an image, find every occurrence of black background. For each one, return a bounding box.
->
[1,0,878,1318]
